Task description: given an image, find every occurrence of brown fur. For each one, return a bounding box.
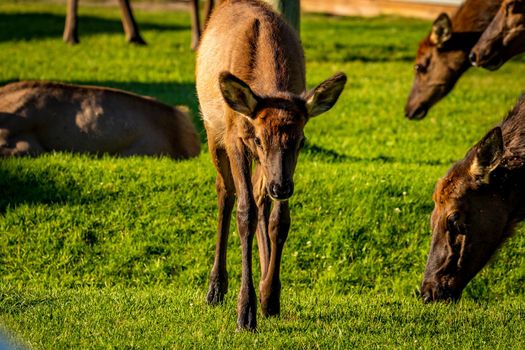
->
[421,94,525,302]
[471,0,525,69]
[0,81,200,159]
[405,0,502,120]
[196,0,346,330]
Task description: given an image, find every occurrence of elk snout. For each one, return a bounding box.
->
[405,102,428,120]
[268,180,294,201]
[469,46,503,70]
[420,279,461,303]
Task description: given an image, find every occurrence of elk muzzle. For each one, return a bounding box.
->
[470,41,504,70]
[421,280,462,303]
[267,179,294,201]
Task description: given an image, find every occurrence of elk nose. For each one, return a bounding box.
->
[469,51,478,66]
[268,181,294,200]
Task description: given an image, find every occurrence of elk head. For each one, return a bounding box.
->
[421,127,518,302]
[406,13,472,120]
[219,71,347,201]
[470,0,525,70]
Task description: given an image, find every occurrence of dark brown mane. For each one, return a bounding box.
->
[500,93,525,168]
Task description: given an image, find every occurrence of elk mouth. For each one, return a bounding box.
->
[482,57,504,71]
[405,104,428,120]
[421,280,463,303]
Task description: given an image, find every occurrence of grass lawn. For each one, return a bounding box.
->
[1,2,525,348]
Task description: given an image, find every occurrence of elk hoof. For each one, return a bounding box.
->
[237,288,257,331]
[260,281,281,317]
[206,273,228,305]
[128,35,147,45]
[63,36,79,45]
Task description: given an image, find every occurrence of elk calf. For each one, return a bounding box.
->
[470,0,525,69]
[422,94,525,302]
[196,0,346,330]
[0,81,200,159]
[405,0,502,120]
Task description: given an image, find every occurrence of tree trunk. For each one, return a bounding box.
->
[263,0,300,33]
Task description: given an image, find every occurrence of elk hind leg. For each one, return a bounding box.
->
[63,0,79,44]
[117,0,146,45]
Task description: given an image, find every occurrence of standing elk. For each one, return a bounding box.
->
[63,0,211,48]
[470,0,525,69]
[405,0,502,120]
[0,81,200,159]
[196,0,346,330]
[421,95,525,302]
[62,0,296,50]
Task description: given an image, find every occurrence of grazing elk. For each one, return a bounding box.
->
[0,81,200,159]
[405,0,502,120]
[196,0,346,330]
[470,0,525,69]
[421,94,525,302]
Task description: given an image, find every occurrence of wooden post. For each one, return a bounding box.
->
[263,0,300,33]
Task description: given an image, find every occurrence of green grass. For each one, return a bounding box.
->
[1,3,525,349]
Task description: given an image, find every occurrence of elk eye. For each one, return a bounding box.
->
[447,212,461,236]
[254,137,262,148]
[414,64,426,74]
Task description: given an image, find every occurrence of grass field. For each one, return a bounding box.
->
[1,2,525,348]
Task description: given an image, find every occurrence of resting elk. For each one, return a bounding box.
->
[470,0,525,69]
[405,0,502,120]
[0,81,200,159]
[421,94,525,302]
[196,0,346,330]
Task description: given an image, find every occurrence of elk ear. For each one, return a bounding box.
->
[305,72,347,118]
[470,127,504,184]
[430,13,452,47]
[219,72,259,118]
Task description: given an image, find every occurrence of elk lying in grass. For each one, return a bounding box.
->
[421,94,525,302]
[470,0,525,69]
[0,81,200,159]
[405,0,502,120]
[196,0,346,330]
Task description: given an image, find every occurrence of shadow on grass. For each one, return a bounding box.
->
[0,164,79,213]
[0,12,188,43]
[303,143,450,166]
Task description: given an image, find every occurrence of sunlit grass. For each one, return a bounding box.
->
[0,3,524,348]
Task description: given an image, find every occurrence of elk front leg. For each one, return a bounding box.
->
[207,147,234,305]
[252,164,271,279]
[228,143,257,330]
[260,200,290,317]
[117,0,146,45]
[63,0,79,44]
